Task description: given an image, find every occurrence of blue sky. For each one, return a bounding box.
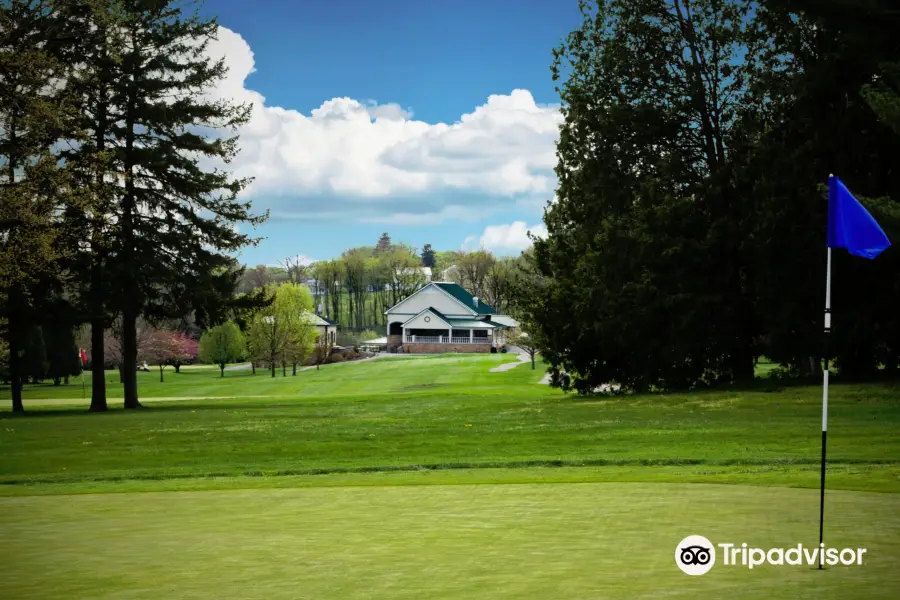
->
[198,0,581,266]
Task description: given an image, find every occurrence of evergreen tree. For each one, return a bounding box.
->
[55,0,124,412]
[747,0,900,378]
[99,0,266,408]
[45,324,81,386]
[375,232,392,254]
[421,243,435,268]
[0,0,89,410]
[22,325,48,383]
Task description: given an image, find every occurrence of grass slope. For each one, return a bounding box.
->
[1,355,898,491]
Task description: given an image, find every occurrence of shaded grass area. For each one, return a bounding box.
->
[2,483,899,599]
[3,464,899,497]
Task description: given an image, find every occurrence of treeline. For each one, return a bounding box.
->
[522,0,900,393]
[236,233,530,331]
[1,0,267,412]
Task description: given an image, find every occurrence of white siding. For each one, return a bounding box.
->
[403,310,449,330]
[387,285,473,318]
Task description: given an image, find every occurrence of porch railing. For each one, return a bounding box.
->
[404,335,492,344]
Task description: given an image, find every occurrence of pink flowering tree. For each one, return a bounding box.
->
[144,330,181,382]
[169,333,199,373]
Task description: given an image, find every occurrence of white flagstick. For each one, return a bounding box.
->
[818,183,834,567]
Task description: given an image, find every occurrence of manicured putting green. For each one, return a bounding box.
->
[2,482,898,599]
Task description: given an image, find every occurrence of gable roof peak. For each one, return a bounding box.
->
[432,282,495,315]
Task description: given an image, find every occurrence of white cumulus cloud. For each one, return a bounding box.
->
[203,27,562,222]
[463,221,548,253]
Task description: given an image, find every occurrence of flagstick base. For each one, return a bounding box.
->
[818,429,827,569]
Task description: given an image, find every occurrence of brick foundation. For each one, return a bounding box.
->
[403,343,491,353]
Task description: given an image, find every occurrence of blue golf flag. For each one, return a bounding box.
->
[828,175,891,259]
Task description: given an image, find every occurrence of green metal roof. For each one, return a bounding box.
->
[427,307,451,323]
[446,317,496,329]
[411,308,495,329]
[434,282,495,314]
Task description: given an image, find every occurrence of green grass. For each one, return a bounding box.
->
[1,353,529,401]
[1,353,899,598]
[1,355,897,488]
[2,483,899,599]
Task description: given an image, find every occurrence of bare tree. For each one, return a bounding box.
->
[105,317,155,382]
[454,250,495,298]
[483,258,518,314]
[246,264,272,290]
[507,324,542,370]
[280,255,308,284]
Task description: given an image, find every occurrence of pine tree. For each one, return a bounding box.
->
[54,0,124,411]
[421,244,435,268]
[375,232,392,254]
[0,0,89,411]
[100,0,266,408]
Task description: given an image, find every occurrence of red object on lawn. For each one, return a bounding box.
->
[79,348,88,365]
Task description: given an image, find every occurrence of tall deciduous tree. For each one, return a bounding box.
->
[246,284,312,377]
[452,250,495,299]
[527,0,763,392]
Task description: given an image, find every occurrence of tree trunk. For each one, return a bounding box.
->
[89,46,109,413]
[53,377,61,386]
[9,323,24,413]
[292,362,297,376]
[282,359,286,377]
[159,365,164,382]
[531,352,535,370]
[220,364,225,378]
[174,364,181,373]
[251,362,255,375]
[122,304,140,408]
[729,343,755,385]
[64,375,69,385]
[270,356,275,378]
[806,356,822,378]
[121,41,141,411]
[90,320,109,412]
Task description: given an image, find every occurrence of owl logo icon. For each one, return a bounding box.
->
[675,535,716,575]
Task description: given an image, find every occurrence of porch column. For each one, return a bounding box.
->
[469,329,473,343]
[448,327,452,344]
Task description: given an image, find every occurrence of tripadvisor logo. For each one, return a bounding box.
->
[675,535,716,575]
[675,535,867,575]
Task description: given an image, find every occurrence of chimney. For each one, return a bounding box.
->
[473,296,479,307]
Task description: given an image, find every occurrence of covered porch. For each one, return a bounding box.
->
[403,327,495,345]
[396,309,508,350]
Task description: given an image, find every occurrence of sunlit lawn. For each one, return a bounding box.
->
[1,354,898,598]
